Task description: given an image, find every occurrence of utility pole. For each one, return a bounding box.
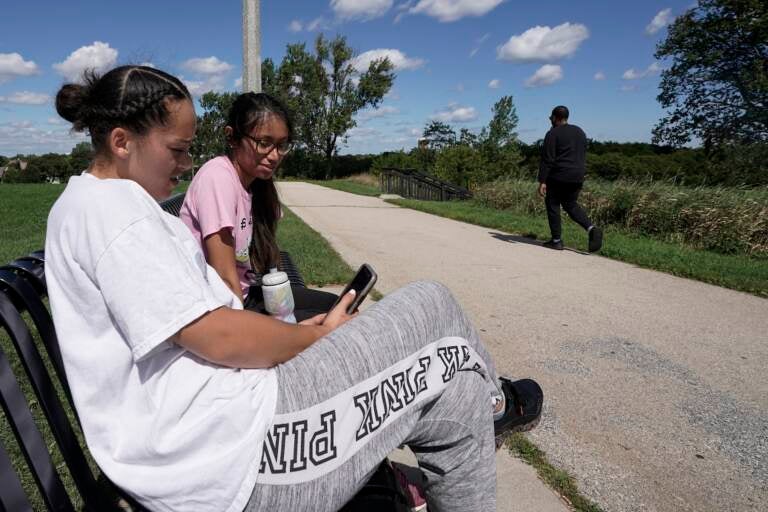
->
[242,0,261,92]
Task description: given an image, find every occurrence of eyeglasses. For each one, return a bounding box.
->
[243,134,293,156]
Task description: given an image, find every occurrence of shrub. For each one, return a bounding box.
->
[474,178,768,258]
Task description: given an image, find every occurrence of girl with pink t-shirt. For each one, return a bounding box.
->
[180,93,337,319]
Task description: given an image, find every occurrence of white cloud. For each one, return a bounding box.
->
[622,62,661,80]
[0,91,50,105]
[409,0,503,23]
[53,42,118,82]
[525,64,563,88]
[353,49,425,72]
[182,56,233,75]
[139,61,155,68]
[182,75,227,97]
[594,71,606,80]
[0,53,40,83]
[234,77,243,89]
[48,117,63,125]
[497,22,589,62]
[332,0,393,20]
[347,126,380,139]
[358,105,400,120]
[306,17,328,31]
[0,120,88,155]
[288,20,303,32]
[646,8,674,35]
[620,84,638,92]
[432,103,477,123]
[488,79,500,89]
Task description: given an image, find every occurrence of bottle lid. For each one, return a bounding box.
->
[262,270,288,286]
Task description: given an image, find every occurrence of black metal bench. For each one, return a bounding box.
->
[0,193,406,511]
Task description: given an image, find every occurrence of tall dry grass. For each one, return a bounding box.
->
[474,179,768,258]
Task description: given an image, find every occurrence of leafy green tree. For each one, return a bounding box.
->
[261,58,278,96]
[483,95,519,147]
[478,95,523,181]
[68,142,93,178]
[371,150,419,174]
[458,128,478,147]
[3,158,43,183]
[190,91,237,166]
[422,121,456,150]
[272,34,395,175]
[653,0,768,147]
[34,153,71,181]
[433,144,484,189]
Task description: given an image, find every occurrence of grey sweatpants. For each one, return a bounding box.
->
[245,281,500,512]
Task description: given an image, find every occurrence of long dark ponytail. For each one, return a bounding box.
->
[226,92,293,274]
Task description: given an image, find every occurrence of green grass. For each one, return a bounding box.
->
[505,433,604,512]
[388,198,768,297]
[277,206,355,286]
[0,184,65,264]
[307,178,381,196]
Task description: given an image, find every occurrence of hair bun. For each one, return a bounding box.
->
[55,83,90,127]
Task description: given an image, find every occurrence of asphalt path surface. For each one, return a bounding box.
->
[279,182,768,512]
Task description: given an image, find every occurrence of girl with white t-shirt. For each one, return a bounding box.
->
[45,65,541,512]
[179,92,337,319]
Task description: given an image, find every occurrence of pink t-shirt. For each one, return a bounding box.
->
[180,156,253,296]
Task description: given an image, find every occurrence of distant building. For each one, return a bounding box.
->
[0,158,28,182]
[417,137,429,150]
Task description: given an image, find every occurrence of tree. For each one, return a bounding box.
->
[483,95,519,148]
[34,153,71,181]
[478,95,523,180]
[433,144,484,189]
[272,34,395,175]
[422,121,456,150]
[190,92,237,165]
[653,0,768,147]
[69,142,93,176]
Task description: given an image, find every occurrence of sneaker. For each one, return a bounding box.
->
[542,239,564,250]
[494,378,543,449]
[588,226,603,253]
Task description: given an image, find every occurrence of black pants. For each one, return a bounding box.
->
[244,284,338,322]
[545,180,593,240]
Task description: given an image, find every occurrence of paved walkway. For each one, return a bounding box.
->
[279,182,768,512]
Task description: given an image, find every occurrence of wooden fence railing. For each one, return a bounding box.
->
[379,168,472,201]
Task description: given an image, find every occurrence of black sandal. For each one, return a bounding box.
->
[494,377,543,448]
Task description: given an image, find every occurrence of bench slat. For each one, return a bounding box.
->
[0,285,102,509]
[0,303,75,511]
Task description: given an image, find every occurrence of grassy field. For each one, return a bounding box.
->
[0,184,65,264]
[306,178,381,197]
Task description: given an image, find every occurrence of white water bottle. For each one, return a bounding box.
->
[261,268,297,324]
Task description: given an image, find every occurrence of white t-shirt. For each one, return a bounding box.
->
[45,173,277,512]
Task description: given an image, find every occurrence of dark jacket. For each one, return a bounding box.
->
[538,124,587,183]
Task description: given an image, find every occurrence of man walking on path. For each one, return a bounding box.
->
[538,106,602,252]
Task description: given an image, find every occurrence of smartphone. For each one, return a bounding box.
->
[330,263,378,314]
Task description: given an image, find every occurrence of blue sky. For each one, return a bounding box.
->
[0,0,695,157]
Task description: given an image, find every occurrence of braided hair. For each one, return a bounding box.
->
[56,65,191,154]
